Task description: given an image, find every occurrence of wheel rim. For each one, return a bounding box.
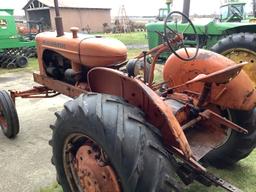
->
[222,48,256,85]
[63,133,121,192]
[0,104,8,132]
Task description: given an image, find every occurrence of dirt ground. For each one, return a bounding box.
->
[0,72,69,192]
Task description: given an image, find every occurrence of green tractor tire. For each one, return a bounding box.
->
[211,32,256,85]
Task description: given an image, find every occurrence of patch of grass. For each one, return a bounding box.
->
[185,150,256,192]
[25,57,39,71]
[127,48,142,58]
[102,32,147,45]
[39,182,62,192]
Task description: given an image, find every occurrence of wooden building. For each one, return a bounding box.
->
[23,0,111,33]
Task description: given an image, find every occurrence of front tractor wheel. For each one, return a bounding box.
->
[0,90,19,138]
[51,94,181,192]
[211,33,256,85]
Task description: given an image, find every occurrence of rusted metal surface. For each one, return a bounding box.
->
[88,67,193,160]
[201,172,243,192]
[182,116,202,130]
[136,43,169,86]
[0,102,7,131]
[163,48,256,110]
[35,32,127,76]
[9,86,60,103]
[164,96,247,161]
[185,119,228,160]
[0,115,7,131]
[74,145,120,192]
[87,66,250,167]
[63,133,121,192]
[200,110,247,134]
[184,108,247,161]
[197,83,212,107]
[164,98,191,125]
[162,89,247,161]
[185,62,248,85]
[33,73,87,98]
[70,27,79,39]
[54,0,64,37]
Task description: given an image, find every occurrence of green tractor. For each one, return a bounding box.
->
[147,0,256,84]
[219,0,256,22]
[0,9,36,69]
[156,0,172,21]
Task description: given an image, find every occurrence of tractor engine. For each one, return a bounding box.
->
[35,30,127,85]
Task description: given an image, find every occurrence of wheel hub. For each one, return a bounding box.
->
[0,105,7,131]
[0,116,8,131]
[64,134,121,192]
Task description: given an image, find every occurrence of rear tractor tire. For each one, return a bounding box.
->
[211,32,256,84]
[203,109,256,168]
[51,93,181,192]
[209,33,256,167]
[0,90,20,138]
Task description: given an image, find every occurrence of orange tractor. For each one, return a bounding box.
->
[0,1,255,191]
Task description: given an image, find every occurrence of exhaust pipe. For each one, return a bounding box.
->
[182,0,190,23]
[54,0,64,37]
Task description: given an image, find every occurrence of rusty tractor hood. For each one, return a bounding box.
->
[36,32,128,68]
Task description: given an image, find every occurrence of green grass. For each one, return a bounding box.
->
[127,48,143,58]
[39,182,62,192]
[102,32,148,45]
[40,150,256,192]
[185,150,256,192]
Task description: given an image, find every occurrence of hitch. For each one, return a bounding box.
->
[9,86,60,103]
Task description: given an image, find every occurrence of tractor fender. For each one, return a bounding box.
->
[163,48,256,111]
[225,24,256,34]
[88,67,192,159]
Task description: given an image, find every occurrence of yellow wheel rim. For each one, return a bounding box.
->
[222,48,256,85]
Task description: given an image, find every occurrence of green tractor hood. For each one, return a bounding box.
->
[146,20,256,50]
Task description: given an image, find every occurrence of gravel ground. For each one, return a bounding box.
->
[0,72,69,192]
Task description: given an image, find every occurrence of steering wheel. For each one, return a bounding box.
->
[164,11,199,61]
